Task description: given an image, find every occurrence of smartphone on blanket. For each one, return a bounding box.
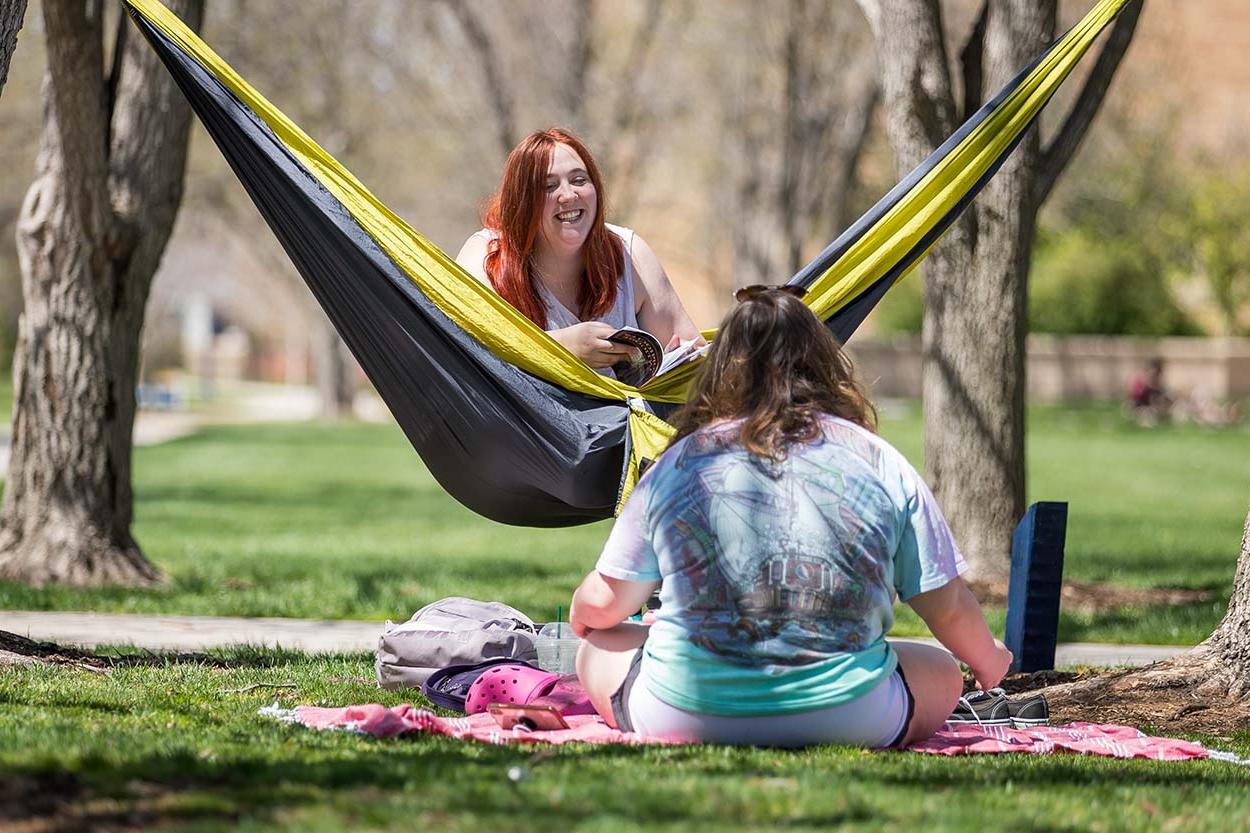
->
[488,703,570,731]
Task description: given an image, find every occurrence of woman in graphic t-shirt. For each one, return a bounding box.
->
[455,128,702,376]
[569,287,1013,747]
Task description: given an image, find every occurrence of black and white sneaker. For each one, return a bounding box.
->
[947,689,1013,728]
[1005,693,1049,728]
[947,688,1050,729]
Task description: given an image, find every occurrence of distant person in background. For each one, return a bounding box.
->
[1127,357,1172,426]
[455,128,702,377]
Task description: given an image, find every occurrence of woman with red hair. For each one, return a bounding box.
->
[456,128,701,374]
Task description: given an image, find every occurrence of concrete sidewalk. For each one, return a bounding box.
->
[0,610,1186,668]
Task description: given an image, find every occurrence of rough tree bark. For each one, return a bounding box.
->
[1203,508,1250,694]
[0,0,27,95]
[1047,505,1250,724]
[0,0,204,587]
[856,0,1142,582]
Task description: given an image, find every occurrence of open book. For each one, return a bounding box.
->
[607,327,709,387]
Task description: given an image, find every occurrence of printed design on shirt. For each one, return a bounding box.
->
[650,417,899,668]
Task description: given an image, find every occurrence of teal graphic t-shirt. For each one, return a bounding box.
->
[596,415,967,717]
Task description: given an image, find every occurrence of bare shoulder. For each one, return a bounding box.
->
[627,232,663,275]
[626,232,672,298]
[454,232,491,283]
[455,231,489,263]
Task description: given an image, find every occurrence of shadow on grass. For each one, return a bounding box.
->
[2,745,663,830]
[870,753,1236,788]
[4,734,1235,832]
[135,481,423,511]
[1057,596,1230,644]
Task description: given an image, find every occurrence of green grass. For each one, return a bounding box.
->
[883,403,1250,645]
[0,375,11,428]
[2,651,1248,833]
[0,405,1246,644]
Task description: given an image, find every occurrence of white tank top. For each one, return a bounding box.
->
[470,223,640,332]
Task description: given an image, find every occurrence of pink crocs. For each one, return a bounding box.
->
[463,664,596,717]
[464,664,561,715]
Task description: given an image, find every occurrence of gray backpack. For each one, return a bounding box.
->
[375,597,538,690]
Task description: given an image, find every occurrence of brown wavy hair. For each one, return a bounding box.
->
[483,128,624,328]
[669,290,877,459]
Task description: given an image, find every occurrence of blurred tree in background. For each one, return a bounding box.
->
[1179,167,1250,336]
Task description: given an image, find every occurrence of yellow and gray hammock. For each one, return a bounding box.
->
[123,0,1133,526]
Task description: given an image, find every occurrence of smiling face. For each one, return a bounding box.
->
[537,143,598,255]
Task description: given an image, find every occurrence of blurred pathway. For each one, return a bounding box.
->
[0,610,1186,667]
[0,382,389,474]
[0,410,202,474]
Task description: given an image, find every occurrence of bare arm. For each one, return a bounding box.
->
[907,577,1012,690]
[630,234,702,348]
[569,570,659,638]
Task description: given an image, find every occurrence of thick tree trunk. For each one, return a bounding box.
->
[858,0,1141,581]
[0,0,27,96]
[0,0,204,587]
[921,3,1051,583]
[1044,505,1250,729]
[1200,505,1250,693]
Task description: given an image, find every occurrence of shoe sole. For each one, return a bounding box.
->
[945,718,1050,730]
[945,717,1013,728]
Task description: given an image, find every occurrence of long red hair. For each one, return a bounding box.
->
[483,128,624,328]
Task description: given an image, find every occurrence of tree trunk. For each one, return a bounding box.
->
[0,0,27,96]
[1044,505,1250,730]
[315,319,355,421]
[858,0,1141,581]
[0,0,204,587]
[921,2,1051,584]
[1200,505,1250,694]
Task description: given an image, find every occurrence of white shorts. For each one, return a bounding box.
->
[613,652,913,748]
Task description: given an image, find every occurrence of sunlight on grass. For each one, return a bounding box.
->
[0,375,11,432]
[1,654,1247,833]
[0,405,1246,645]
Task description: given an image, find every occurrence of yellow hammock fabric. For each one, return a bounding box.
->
[122,0,1133,520]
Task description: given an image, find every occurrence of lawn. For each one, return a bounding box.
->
[0,404,1245,645]
[2,650,1248,833]
[0,375,11,427]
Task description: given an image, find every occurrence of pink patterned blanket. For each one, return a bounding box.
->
[263,703,1227,762]
[909,722,1209,761]
[272,703,675,746]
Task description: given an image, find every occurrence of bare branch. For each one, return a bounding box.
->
[779,0,804,271]
[822,78,880,233]
[958,1,988,122]
[1033,0,1144,207]
[437,0,516,158]
[602,0,669,215]
[564,0,594,123]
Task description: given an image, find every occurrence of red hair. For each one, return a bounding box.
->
[483,128,624,328]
